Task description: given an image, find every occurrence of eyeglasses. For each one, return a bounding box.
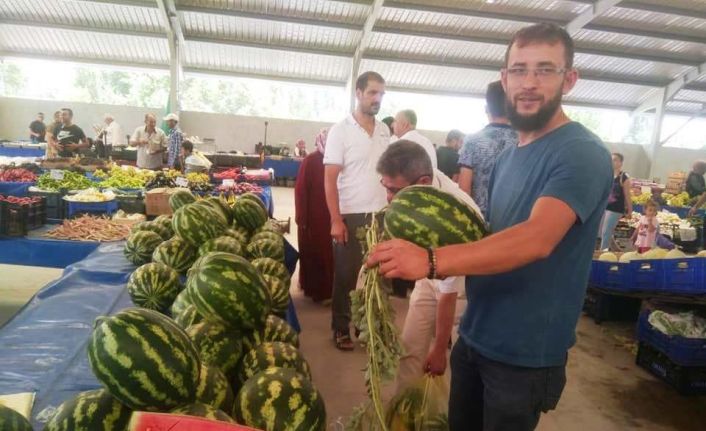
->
[504,67,567,79]
[380,174,430,195]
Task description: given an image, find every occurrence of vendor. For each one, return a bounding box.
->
[293,139,308,158]
[44,110,62,158]
[164,113,184,169]
[51,108,89,157]
[181,140,212,174]
[28,112,46,144]
[686,161,706,198]
[130,113,167,170]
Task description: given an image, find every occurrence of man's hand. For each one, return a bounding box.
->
[331,219,347,245]
[65,143,79,151]
[689,207,698,217]
[424,345,447,376]
[367,239,428,280]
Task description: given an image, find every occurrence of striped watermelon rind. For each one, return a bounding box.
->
[223,228,249,247]
[152,237,198,274]
[249,231,283,245]
[262,274,289,315]
[127,262,183,313]
[187,252,271,330]
[87,307,201,411]
[131,221,172,241]
[254,219,282,235]
[238,192,267,213]
[172,203,228,247]
[235,367,326,431]
[0,405,32,431]
[169,189,196,212]
[196,365,236,416]
[203,196,234,225]
[246,238,285,261]
[174,303,203,329]
[170,402,235,423]
[186,321,245,376]
[251,257,291,286]
[242,315,299,353]
[199,236,243,258]
[43,389,132,431]
[236,341,311,387]
[170,288,192,317]
[124,230,163,266]
[193,200,229,227]
[384,185,488,248]
[232,199,267,233]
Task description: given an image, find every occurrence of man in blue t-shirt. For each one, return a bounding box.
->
[368,23,612,430]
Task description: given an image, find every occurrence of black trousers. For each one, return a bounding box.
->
[449,337,566,431]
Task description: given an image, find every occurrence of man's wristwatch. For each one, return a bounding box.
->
[427,247,438,279]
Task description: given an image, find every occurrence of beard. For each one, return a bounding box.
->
[506,86,563,132]
[363,102,381,116]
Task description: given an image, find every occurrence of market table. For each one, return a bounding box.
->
[0,181,34,197]
[0,146,44,158]
[263,157,301,179]
[0,240,300,429]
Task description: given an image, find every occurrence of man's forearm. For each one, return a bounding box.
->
[324,169,342,222]
[458,167,472,195]
[431,292,457,353]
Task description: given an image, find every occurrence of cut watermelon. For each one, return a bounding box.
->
[129,412,262,430]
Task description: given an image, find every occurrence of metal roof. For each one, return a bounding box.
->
[0,0,705,115]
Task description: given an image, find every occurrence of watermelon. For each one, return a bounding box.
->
[239,192,266,212]
[43,389,132,431]
[199,236,243,257]
[152,237,198,274]
[187,252,271,330]
[193,200,229,226]
[169,189,196,212]
[127,263,183,313]
[247,238,285,261]
[254,219,282,235]
[196,364,236,415]
[131,221,172,241]
[87,307,200,411]
[174,304,203,328]
[250,230,283,245]
[153,214,172,228]
[172,203,228,246]
[252,257,291,286]
[384,185,488,248]
[232,198,267,232]
[242,315,299,353]
[170,288,192,317]
[262,274,289,315]
[186,321,244,376]
[234,367,326,431]
[204,196,234,225]
[124,230,163,266]
[170,402,235,423]
[223,228,249,247]
[236,341,311,386]
[0,405,32,431]
[129,412,256,431]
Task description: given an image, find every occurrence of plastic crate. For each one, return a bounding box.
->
[28,190,65,220]
[0,202,28,237]
[26,197,47,229]
[66,199,119,218]
[637,311,706,366]
[590,260,633,291]
[636,342,706,395]
[116,195,146,214]
[659,258,706,294]
[589,260,605,287]
[582,289,641,324]
[628,259,662,291]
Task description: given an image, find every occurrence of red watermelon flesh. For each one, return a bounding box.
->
[129,412,262,431]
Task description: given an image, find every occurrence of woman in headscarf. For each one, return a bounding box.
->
[294,128,333,303]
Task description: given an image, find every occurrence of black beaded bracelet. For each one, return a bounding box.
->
[427,247,437,279]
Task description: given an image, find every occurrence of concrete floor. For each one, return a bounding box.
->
[2,186,704,430]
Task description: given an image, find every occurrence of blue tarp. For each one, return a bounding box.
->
[0,182,34,197]
[263,157,301,179]
[0,147,44,157]
[0,237,99,268]
[259,185,274,217]
[0,240,300,428]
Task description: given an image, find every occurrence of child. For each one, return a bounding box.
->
[632,200,660,253]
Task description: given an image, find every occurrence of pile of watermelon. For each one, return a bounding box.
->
[39,190,326,430]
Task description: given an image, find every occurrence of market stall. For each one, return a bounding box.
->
[263,156,301,181]
[0,143,45,158]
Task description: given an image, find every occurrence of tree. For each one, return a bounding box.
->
[0,62,27,96]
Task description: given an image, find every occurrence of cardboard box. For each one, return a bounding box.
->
[145,187,188,216]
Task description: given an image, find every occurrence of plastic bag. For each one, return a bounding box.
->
[386,375,450,431]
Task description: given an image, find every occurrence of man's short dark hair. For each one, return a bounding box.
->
[486,81,507,118]
[356,71,385,92]
[612,152,624,162]
[377,140,433,183]
[446,129,464,143]
[399,109,417,127]
[381,116,394,134]
[182,140,194,153]
[61,108,73,117]
[38,112,44,116]
[505,23,575,69]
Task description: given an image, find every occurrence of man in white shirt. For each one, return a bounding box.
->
[376,140,484,391]
[130,113,167,170]
[103,114,125,148]
[392,109,437,168]
[324,71,391,351]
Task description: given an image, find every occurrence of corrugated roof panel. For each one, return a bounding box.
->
[631,0,706,12]
[675,89,706,104]
[0,0,164,34]
[598,6,706,34]
[567,79,657,106]
[573,29,706,63]
[0,24,169,65]
[390,0,585,21]
[181,11,358,52]
[667,100,705,114]
[574,53,691,81]
[378,6,526,37]
[184,40,351,82]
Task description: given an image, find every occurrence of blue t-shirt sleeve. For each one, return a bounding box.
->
[458,136,477,169]
[539,140,612,224]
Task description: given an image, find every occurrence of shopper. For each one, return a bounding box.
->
[28,113,46,144]
[437,129,464,181]
[458,81,518,216]
[381,116,395,139]
[52,108,89,157]
[294,139,308,158]
[94,114,124,158]
[295,129,333,303]
[377,140,483,391]
[44,110,62,158]
[324,71,390,351]
[632,200,659,253]
[164,113,183,169]
[598,153,633,250]
[392,109,437,167]
[367,23,612,431]
[686,161,706,198]
[130,113,167,170]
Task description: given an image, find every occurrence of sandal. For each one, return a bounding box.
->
[334,331,355,351]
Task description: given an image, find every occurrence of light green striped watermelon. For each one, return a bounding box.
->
[235,367,326,431]
[174,304,203,329]
[127,262,183,313]
[199,236,243,257]
[87,307,200,411]
[170,402,235,423]
[254,219,282,235]
[252,257,291,286]
[247,238,285,261]
[250,231,283,245]
[236,341,311,387]
[0,405,32,431]
[169,189,196,212]
[232,198,267,232]
[193,200,229,226]
[172,203,228,246]
[223,228,249,247]
[242,315,299,353]
[152,236,198,274]
[384,185,488,248]
[43,389,132,431]
[203,196,234,225]
[239,192,266,212]
[195,364,235,415]
[170,288,192,317]
[131,221,171,241]
[186,321,245,376]
[124,230,163,266]
[187,252,271,330]
[153,214,172,228]
[262,274,289,316]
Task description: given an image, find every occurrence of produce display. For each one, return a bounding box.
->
[262,274,290,316]
[132,220,173,241]
[240,192,268,212]
[43,389,132,431]
[195,364,236,414]
[216,182,263,195]
[247,238,285,261]
[128,412,249,430]
[186,172,213,193]
[174,304,203,329]
[94,166,155,189]
[236,341,311,387]
[63,188,115,202]
[0,404,32,431]
[0,195,42,205]
[243,314,300,352]
[44,215,131,241]
[124,230,163,265]
[169,189,197,212]
[232,198,268,232]
[199,236,243,257]
[648,310,706,338]
[127,263,183,313]
[223,228,249,247]
[194,197,231,225]
[36,170,93,191]
[252,257,291,286]
[145,171,177,189]
[152,237,198,274]
[0,167,37,182]
[170,402,235,422]
[172,203,228,246]
[186,321,244,376]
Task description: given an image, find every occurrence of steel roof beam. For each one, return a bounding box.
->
[157,0,185,112]
[346,0,385,111]
[71,0,157,9]
[565,0,623,35]
[634,60,706,113]
[0,18,165,39]
[572,0,706,20]
[184,35,351,58]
